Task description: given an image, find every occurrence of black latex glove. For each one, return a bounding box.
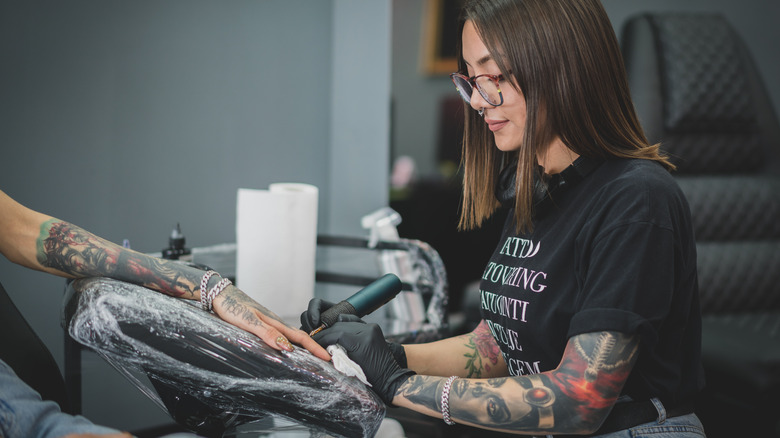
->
[386,341,408,368]
[300,298,336,333]
[314,315,416,405]
[302,299,407,367]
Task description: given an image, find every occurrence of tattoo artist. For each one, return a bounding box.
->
[0,188,330,437]
[301,0,705,436]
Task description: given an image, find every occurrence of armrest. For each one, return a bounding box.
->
[62,277,385,437]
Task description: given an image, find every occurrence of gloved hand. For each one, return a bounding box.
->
[314,315,416,405]
[302,298,406,367]
[300,298,336,333]
[386,341,408,368]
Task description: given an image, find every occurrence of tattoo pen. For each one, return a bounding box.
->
[309,273,403,336]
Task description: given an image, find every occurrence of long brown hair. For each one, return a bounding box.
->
[457,0,674,232]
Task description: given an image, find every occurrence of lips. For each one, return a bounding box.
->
[486,119,509,132]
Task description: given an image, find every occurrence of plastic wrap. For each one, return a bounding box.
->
[62,277,385,438]
[381,238,449,345]
[395,239,448,329]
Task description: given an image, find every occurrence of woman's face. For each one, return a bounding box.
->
[462,20,527,152]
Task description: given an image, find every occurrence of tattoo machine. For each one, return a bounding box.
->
[309,273,403,336]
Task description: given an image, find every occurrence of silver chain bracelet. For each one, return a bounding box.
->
[200,270,232,311]
[200,270,219,310]
[205,277,232,311]
[441,375,459,425]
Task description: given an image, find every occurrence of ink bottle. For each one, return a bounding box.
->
[162,223,192,261]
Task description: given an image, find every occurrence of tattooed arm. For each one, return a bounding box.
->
[393,331,639,435]
[0,190,330,361]
[405,320,508,378]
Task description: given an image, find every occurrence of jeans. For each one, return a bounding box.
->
[0,359,122,438]
[594,398,707,438]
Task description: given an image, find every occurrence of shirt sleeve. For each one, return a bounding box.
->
[568,219,678,350]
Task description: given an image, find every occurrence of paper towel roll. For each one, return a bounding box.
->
[236,183,318,322]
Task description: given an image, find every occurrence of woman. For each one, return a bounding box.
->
[304,0,706,436]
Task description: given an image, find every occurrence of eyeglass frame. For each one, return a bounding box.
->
[450,72,505,107]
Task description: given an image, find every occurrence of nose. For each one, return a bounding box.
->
[469,86,490,113]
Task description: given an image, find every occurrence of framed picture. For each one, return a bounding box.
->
[422,0,465,75]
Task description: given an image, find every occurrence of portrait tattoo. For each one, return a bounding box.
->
[37,219,195,298]
[397,375,445,411]
[398,331,638,435]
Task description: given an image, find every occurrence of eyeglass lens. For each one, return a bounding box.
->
[452,74,502,106]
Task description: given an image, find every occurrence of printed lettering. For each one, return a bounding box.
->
[480,290,529,322]
[498,237,541,259]
[482,263,548,293]
[505,356,542,376]
[505,269,547,293]
[485,320,522,352]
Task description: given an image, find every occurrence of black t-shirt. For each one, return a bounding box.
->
[479,158,704,405]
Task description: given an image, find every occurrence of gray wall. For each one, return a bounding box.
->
[0,0,390,431]
[392,0,780,178]
[1,0,776,432]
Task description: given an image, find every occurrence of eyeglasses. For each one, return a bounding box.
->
[450,72,504,107]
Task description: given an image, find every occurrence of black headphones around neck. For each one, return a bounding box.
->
[495,155,602,214]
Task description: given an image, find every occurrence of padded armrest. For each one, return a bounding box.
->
[62,278,385,438]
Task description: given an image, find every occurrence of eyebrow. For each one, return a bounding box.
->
[464,54,494,68]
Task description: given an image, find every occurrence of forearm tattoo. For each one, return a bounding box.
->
[36,219,198,298]
[397,331,639,434]
[463,320,502,377]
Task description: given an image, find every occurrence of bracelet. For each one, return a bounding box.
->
[205,277,232,312]
[441,375,458,425]
[200,270,219,310]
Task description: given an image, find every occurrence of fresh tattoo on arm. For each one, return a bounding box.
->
[396,331,639,434]
[36,219,200,298]
[463,320,503,378]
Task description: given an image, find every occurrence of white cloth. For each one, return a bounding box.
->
[327,344,371,386]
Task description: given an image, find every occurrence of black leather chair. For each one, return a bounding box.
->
[621,13,780,437]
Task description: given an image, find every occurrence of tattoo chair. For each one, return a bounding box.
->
[62,277,386,438]
[621,12,780,437]
[62,236,451,437]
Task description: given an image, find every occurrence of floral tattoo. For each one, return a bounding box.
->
[463,320,502,377]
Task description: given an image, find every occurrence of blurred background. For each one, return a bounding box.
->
[1,0,778,434]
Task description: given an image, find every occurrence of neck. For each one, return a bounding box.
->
[537,137,579,174]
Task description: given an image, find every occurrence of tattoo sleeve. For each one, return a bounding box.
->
[396,331,639,435]
[36,219,201,299]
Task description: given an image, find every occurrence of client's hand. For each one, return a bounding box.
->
[213,286,331,361]
[314,315,415,405]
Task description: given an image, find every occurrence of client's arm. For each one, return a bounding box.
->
[0,189,330,361]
